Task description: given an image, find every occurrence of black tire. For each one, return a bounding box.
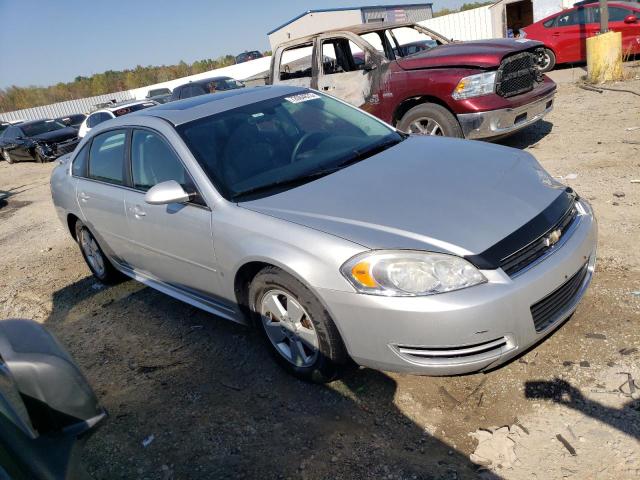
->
[249,267,348,383]
[539,48,556,73]
[397,102,463,138]
[2,150,14,164]
[74,219,124,284]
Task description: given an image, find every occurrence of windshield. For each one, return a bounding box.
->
[178,91,403,200]
[21,120,66,136]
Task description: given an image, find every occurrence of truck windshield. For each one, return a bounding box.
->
[178,91,404,201]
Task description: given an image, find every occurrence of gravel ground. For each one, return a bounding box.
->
[0,79,639,480]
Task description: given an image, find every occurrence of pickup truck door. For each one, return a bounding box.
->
[271,43,316,89]
[315,33,386,113]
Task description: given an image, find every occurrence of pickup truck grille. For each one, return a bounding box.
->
[496,51,542,98]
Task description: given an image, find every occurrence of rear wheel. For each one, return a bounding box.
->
[2,150,14,164]
[397,103,463,138]
[74,220,124,284]
[539,48,556,73]
[249,267,348,383]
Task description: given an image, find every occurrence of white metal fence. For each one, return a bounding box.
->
[0,91,134,123]
[419,6,494,41]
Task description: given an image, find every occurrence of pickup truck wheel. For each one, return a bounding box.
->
[249,267,348,383]
[398,103,463,138]
[2,150,14,164]
[75,220,124,284]
[539,49,556,73]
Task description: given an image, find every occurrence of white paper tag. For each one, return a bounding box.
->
[284,92,321,104]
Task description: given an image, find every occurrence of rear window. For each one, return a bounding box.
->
[113,102,156,117]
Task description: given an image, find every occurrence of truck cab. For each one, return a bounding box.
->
[270,22,557,140]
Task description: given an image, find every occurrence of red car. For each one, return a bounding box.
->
[521,1,640,71]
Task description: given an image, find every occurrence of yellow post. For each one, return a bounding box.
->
[586,31,624,83]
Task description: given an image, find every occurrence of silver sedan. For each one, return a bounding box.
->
[50,86,597,382]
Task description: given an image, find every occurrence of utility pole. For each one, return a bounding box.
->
[599,0,609,33]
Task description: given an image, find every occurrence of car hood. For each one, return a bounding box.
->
[240,136,566,256]
[32,127,78,143]
[397,39,543,70]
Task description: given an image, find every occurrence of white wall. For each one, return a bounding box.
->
[268,10,363,49]
[418,6,494,41]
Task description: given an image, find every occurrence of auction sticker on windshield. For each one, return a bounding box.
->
[285,93,320,104]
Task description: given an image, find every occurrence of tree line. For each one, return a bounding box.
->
[433,2,493,17]
[0,53,270,113]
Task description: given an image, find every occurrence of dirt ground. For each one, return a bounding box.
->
[1,79,639,480]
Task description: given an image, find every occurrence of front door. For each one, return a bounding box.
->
[316,35,382,112]
[75,129,130,261]
[123,128,221,299]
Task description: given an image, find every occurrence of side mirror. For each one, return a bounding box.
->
[624,14,637,24]
[145,180,190,205]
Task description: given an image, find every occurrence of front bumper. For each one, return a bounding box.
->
[458,91,555,140]
[37,137,80,161]
[316,203,597,375]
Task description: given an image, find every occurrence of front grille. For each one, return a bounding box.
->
[496,51,542,98]
[500,202,578,277]
[55,138,79,156]
[530,263,589,332]
[396,337,509,363]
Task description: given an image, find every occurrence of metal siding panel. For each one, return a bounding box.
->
[419,6,493,41]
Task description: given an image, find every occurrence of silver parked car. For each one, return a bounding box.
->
[50,86,597,382]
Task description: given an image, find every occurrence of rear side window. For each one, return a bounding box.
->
[280,44,313,80]
[543,17,556,27]
[72,143,90,177]
[88,130,126,185]
[557,8,586,26]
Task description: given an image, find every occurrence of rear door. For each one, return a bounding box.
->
[272,43,316,89]
[75,129,130,262]
[548,7,589,63]
[122,128,221,298]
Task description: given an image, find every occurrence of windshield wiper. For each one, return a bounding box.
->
[231,135,405,201]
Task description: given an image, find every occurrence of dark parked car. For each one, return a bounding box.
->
[56,113,87,129]
[146,87,173,104]
[169,76,245,101]
[0,119,79,163]
[235,50,264,63]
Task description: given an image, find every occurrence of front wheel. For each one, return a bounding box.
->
[397,103,463,138]
[249,267,348,383]
[2,150,14,164]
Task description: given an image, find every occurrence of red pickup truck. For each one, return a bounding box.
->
[268,22,556,140]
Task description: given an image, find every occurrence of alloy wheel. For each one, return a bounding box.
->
[408,117,445,136]
[260,289,319,367]
[80,229,106,278]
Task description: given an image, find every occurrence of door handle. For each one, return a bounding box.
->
[78,191,90,202]
[322,86,331,91]
[132,205,146,218]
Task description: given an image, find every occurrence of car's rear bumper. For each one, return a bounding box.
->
[458,90,555,140]
[316,201,597,375]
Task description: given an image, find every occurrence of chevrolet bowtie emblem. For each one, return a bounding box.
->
[543,229,562,247]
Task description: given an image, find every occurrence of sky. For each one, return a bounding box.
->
[0,0,467,89]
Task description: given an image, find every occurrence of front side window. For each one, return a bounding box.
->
[177,91,403,201]
[88,130,126,185]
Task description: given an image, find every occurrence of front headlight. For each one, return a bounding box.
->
[341,251,487,297]
[452,71,497,100]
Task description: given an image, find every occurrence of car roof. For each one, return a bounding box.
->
[176,76,236,89]
[94,99,157,113]
[121,85,306,126]
[278,21,420,47]
[572,0,639,6]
